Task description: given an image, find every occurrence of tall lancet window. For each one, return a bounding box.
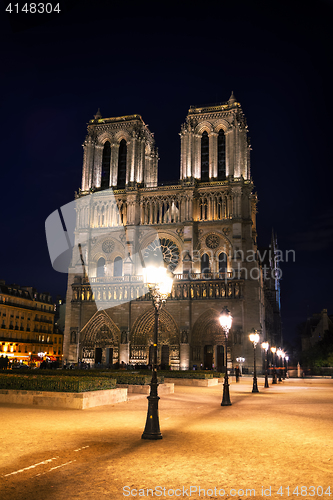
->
[117,139,127,188]
[201,253,210,274]
[201,131,209,181]
[101,141,111,189]
[114,256,123,277]
[218,252,228,273]
[97,257,106,277]
[217,129,226,180]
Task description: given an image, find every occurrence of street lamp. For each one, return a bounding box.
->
[219,307,233,406]
[236,357,245,375]
[141,265,173,440]
[271,347,277,384]
[285,355,289,378]
[277,349,283,382]
[249,329,260,393]
[261,342,269,388]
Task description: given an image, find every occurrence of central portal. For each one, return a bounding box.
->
[204,345,213,369]
[95,347,102,364]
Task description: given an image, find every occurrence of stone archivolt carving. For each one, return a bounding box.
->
[176,227,184,240]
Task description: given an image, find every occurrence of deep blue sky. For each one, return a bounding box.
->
[1,0,333,344]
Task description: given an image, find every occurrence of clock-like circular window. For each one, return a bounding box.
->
[102,240,115,254]
[143,238,180,271]
[206,234,220,249]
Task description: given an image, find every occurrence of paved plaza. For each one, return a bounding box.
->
[1,377,332,500]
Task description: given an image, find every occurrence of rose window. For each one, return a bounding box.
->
[143,238,180,271]
[206,234,220,249]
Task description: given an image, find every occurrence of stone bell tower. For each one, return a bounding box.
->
[80,110,159,192]
[180,92,250,181]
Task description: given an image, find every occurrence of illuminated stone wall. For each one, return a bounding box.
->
[63,96,280,371]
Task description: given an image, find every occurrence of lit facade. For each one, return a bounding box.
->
[63,94,281,371]
[0,281,62,365]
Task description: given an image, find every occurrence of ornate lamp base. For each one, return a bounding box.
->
[221,374,232,406]
[252,377,259,393]
[141,376,162,440]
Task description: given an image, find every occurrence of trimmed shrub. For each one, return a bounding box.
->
[0,374,116,392]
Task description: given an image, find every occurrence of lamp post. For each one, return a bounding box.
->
[285,355,289,378]
[249,329,260,393]
[277,349,283,382]
[219,307,232,406]
[261,342,269,388]
[141,266,173,440]
[271,347,277,384]
[280,350,286,379]
[236,357,245,375]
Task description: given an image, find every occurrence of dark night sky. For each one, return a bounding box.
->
[1,0,333,345]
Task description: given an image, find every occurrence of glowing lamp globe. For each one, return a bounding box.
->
[219,307,232,331]
[249,332,260,344]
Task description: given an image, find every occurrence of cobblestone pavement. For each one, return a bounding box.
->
[1,377,332,500]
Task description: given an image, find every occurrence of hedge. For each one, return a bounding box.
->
[0,374,116,392]
[158,370,214,379]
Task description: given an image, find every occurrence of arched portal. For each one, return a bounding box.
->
[80,310,120,366]
[192,309,227,371]
[130,308,180,369]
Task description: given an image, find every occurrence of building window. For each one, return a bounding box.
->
[201,253,210,274]
[117,139,127,188]
[97,257,106,278]
[219,252,228,273]
[201,131,209,181]
[101,141,111,189]
[218,129,226,180]
[114,256,123,277]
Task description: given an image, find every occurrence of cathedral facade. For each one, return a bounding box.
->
[63,93,281,371]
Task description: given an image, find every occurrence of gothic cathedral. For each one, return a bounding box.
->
[63,93,281,371]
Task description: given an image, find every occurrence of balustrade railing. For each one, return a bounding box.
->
[88,271,242,284]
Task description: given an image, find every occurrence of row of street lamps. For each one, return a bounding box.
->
[141,266,289,440]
